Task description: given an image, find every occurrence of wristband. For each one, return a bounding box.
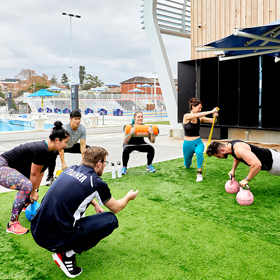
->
[245,176,250,181]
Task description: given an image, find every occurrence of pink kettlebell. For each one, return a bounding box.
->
[236,185,254,206]
[225,175,240,193]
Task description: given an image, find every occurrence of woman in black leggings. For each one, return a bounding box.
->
[122,111,156,175]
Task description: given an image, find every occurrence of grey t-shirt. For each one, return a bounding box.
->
[63,123,86,149]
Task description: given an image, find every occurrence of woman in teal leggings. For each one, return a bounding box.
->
[183,98,218,182]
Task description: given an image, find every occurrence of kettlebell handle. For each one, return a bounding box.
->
[30,201,37,211]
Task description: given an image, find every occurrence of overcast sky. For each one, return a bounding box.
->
[0,0,191,84]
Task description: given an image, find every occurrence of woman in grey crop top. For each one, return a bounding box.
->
[182,97,218,182]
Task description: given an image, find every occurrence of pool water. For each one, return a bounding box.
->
[0,118,53,132]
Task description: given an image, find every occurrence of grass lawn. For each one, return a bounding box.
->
[144,121,170,125]
[0,156,280,279]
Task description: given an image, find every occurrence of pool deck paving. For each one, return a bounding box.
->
[0,116,185,194]
[1,114,280,194]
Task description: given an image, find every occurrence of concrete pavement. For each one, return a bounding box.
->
[0,122,186,193]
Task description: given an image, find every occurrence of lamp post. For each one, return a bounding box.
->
[152,71,157,102]
[62,13,81,88]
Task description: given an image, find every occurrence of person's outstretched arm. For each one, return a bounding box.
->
[105,190,138,214]
[183,107,218,123]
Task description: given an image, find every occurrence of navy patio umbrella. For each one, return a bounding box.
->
[196,19,280,61]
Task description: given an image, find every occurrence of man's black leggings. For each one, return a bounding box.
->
[122,144,155,167]
[47,143,90,177]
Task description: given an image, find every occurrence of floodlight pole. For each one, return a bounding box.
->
[152,71,157,102]
[62,13,81,88]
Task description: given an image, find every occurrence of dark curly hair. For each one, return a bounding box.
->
[206,141,225,156]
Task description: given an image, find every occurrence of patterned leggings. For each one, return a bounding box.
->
[0,156,32,222]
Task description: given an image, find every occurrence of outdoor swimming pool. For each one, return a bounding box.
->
[0,118,53,132]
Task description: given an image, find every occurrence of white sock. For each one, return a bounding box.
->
[65,250,76,258]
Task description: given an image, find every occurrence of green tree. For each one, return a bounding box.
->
[61,73,68,84]
[79,66,86,85]
[0,91,5,107]
[82,83,92,90]
[50,75,58,84]
[12,99,17,111]
[27,83,48,92]
[17,90,26,95]
[0,91,5,99]
[82,74,104,90]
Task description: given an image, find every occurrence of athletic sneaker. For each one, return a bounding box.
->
[146,165,156,173]
[46,176,54,186]
[52,252,82,278]
[196,171,203,182]
[6,221,29,235]
[121,167,127,175]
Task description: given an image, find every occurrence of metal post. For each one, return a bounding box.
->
[8,91,12,111]
[62,13,81,89]
[69,16,72,88]
[153,71,157,103]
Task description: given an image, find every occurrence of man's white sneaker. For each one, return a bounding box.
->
[196,172,203,182]
[46,176,54,186]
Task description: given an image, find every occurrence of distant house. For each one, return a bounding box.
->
[0,79,20,96]
[120,76,177,97]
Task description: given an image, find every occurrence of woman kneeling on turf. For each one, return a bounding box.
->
[122,111,156,175]
[183,98,218,182]
[0,121,70,235]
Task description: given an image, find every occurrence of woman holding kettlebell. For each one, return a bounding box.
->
[0,121,70,235]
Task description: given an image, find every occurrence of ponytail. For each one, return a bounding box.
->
[132,111,142,124]
[49,121,70,141]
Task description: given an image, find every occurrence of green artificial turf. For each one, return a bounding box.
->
[0,156,280,279]
[143,121,170,125]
